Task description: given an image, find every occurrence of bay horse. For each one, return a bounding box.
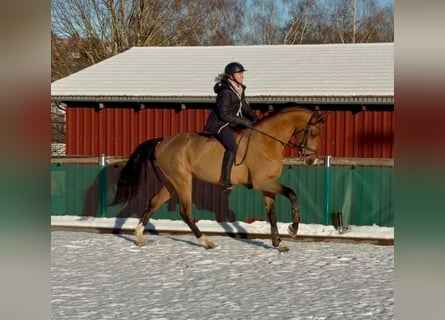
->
[111,107,325,252]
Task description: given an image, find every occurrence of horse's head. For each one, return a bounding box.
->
[293,111,325,165]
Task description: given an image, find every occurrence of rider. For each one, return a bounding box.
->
[205,62,258,191]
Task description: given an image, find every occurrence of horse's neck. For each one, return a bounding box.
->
[259,112,308,140]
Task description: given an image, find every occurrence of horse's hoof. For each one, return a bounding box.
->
[135,240,147,247]
[205,242,217,249]
[277,242,289,252]
[288,224,298,238]
[198,236,217,249]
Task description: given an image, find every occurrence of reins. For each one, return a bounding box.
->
[234,110,324,165]
[234,129,252,166]
[250,127,301,151]
[251,110,321,154]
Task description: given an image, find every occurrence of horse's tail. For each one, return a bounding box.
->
[109,138,163,206]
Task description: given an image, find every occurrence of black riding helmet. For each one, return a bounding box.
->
[224,62,246,75]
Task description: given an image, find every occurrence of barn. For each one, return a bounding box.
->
[51,43,394,158]
[51,43,394,228]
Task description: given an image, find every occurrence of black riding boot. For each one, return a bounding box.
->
[221,150,235,191]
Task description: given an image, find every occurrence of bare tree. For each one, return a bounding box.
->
[367,3,394,42]
[51,0,177,65]
[328,0,393,43]
[51,0,246,80]
[278,0,393,44]
[283,0,327,44]
[51,102,66,143]
[242,0,289,45]
[168,0,245,46]
[51,0,393,78]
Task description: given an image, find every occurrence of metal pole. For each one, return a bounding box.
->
[98,154,107,217]
[99,154,106,166]
[323,155,331,225]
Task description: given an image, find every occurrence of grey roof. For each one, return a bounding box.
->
[51,43,393,105]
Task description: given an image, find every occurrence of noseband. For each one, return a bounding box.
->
[292,112,321,157]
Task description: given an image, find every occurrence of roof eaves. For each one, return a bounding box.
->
[248,95,394,105]
[51,95,216,103]
[51,95,394,105]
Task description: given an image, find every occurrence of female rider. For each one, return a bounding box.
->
[205,62,258,191]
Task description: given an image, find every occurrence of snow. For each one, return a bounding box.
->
[51,230,394,319]
[51,216,394,318]
[51,216,394,240]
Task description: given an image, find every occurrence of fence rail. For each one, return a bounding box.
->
[51,156,394,167]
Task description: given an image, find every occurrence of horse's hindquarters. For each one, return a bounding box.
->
[156,133,224,185]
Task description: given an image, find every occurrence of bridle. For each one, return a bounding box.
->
[251,111,323,158]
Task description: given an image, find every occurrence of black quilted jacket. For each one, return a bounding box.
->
[205,80,258,133]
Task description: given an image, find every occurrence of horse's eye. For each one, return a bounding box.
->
[310,129,318,138]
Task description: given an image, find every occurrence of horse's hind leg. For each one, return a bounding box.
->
[263,193,289,252]
[175,182,217,249]
[135,185,171,247]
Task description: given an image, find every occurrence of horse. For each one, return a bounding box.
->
[110,107,325,252]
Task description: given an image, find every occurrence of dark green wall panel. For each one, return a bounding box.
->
[51,164,393,227]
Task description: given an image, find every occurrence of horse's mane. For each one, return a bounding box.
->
[257,106,314,124]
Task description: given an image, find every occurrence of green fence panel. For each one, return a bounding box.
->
[275,165,394,226]
[51,164,102,215]
[51,163,393,226]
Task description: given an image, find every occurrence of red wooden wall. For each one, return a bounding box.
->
[66,107,393,158]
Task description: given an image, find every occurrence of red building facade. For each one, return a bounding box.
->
[66,106,393,159]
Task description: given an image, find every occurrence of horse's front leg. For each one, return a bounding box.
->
[263,192,289,252]
[257,180,301,249]
[284,187,301,239]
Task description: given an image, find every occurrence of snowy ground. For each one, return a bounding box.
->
[51,228,394,319]
[51,216,394,240]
